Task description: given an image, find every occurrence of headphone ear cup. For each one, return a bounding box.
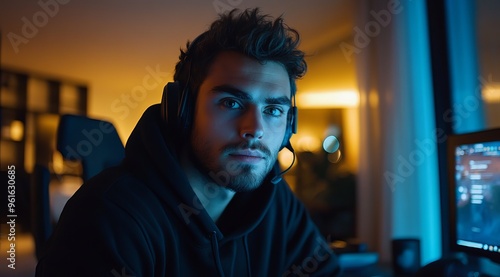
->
[281,106,297,150]
[176,83,192,135]
[161,82,182,130]
[161,81,193,139]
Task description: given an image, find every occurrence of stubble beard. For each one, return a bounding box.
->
[190,135,279,192]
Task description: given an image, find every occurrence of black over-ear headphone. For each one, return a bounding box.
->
[282,103,298,150]
[160,33,206,141]
[160,33,297,150]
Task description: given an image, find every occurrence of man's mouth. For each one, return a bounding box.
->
[229,150,265,163]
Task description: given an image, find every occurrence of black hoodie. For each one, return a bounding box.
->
[36,104,340,276]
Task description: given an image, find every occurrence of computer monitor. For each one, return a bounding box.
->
[447,128,500,264]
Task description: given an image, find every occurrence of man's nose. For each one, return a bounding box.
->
[239,106,264,140]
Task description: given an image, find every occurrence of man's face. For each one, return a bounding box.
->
[190,51,291,192]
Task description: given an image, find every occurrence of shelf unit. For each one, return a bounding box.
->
[1,67,88,174]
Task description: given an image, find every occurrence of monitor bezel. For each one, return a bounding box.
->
[447,128,500,264]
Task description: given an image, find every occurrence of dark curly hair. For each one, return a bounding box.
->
[173,8,307,97]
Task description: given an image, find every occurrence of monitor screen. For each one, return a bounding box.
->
[448,128,500,263]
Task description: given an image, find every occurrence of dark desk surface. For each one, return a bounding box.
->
[341,263,393,277]
[340,261,500,277]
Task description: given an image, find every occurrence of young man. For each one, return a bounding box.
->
[36,8,340,276]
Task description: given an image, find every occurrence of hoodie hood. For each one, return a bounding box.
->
[122,104,277,244]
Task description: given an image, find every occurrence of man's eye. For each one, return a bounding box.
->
[221,99,242,109]
[265,106,285,117]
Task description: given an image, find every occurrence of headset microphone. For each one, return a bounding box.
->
[271,142,296,185]
[271,101,297,185]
